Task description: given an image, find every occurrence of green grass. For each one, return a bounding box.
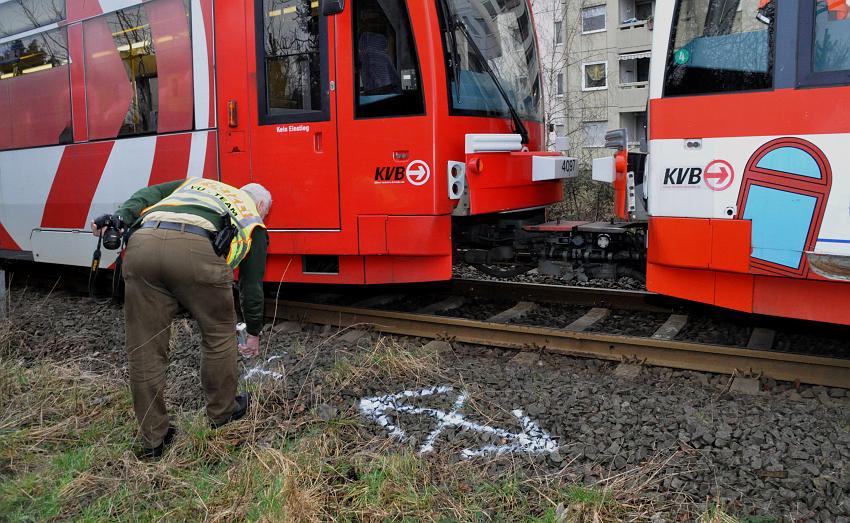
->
[0,339,760,522]
[0,355,639,522]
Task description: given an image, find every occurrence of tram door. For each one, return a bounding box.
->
[217,0,340,230]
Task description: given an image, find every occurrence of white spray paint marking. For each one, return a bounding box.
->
[243,368,283,381]
[419,391,468,454]
[359,386,558,459]
[243,355,285,381]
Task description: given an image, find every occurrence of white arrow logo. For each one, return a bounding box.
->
[359,385,558,459]
[405,160,431,186]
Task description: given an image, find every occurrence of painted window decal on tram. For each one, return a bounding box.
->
[736,138,832,278]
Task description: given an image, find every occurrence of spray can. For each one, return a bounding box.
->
[236,322,248,346]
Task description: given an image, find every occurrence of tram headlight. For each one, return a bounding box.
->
[596,234,610,249]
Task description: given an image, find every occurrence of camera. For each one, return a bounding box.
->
[93,214,125,250]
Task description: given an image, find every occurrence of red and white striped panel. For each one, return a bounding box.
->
[0,130,218,266]
[65,0,216,130]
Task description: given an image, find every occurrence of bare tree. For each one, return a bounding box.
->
[533,0,614,220]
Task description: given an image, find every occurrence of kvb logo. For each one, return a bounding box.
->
[374,166,406,184]
[663,166,703,187]
[662,159,734,191]
[406,160,431,186]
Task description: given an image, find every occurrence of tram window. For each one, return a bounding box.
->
[664,0,774,96]
[353,0,424,118]
[0,27,71,150]
[0,0,66,39]
[113,8,157,136]
[437,0,543,121]
[813,1,850,73]
[259,0,326,120]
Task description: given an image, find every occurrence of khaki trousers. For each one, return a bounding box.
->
[123,227,238,448]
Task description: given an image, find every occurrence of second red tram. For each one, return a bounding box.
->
[593,0,850,326]
[0,0,572,284]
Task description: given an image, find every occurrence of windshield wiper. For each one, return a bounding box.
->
[452,16,530,144]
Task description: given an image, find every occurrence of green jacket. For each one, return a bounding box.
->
[116,180,268,335]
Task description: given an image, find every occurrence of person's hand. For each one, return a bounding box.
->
[238,334,260,357]
[91,214,111,236]
[91,214,124,236]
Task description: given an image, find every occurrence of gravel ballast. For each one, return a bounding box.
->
[5,286,850,521]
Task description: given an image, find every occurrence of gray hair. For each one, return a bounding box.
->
[240,183,272,212]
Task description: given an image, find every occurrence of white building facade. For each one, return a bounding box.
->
[534,0,654,163]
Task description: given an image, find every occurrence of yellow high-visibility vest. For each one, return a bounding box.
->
[143,178,266,268]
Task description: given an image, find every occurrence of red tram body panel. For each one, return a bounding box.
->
[0,0,568,284]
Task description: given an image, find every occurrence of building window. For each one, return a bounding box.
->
[582,5,606,33]
[353,0,424,118]
[554,20,563,44]
[0,0,65,39]
[556,73,564,95]
[619,55,650,84]
[581,121,607,148]
[620,0,653,24]
[582,61,607,90]
[553,124,565,136]
[619,111,646,145]
[635,0,653,21]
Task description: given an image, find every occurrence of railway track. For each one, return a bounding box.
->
[268,279,850,389]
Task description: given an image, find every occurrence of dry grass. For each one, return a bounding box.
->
[327,335,439,390]
[0,352,703,522]
[0,303,736,522]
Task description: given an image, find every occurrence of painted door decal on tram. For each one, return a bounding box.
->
[736,138,832,278]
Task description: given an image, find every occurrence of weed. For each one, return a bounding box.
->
[1,333,694,522]
[698,504,740,523]
[327,336,438,391]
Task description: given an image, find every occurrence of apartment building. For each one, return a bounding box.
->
[535,0,654,161]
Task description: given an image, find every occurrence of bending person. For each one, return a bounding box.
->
[92,178,271,459]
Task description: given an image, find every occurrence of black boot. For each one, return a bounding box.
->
[137,425,177,460]
[211,392,251,429]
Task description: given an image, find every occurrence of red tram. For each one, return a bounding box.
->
[0,0,573,284]
[593,0,850,325]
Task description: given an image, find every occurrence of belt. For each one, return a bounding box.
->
[141,220,213,239]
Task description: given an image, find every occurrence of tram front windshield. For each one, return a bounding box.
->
[440,0,542,121]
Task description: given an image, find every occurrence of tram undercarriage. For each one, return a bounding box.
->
[453,210,647,281]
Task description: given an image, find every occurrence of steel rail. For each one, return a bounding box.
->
[270,300,850,389]
[449,278,677,312]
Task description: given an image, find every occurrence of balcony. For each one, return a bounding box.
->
[617,20,652,50]
[617,81,648,111]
